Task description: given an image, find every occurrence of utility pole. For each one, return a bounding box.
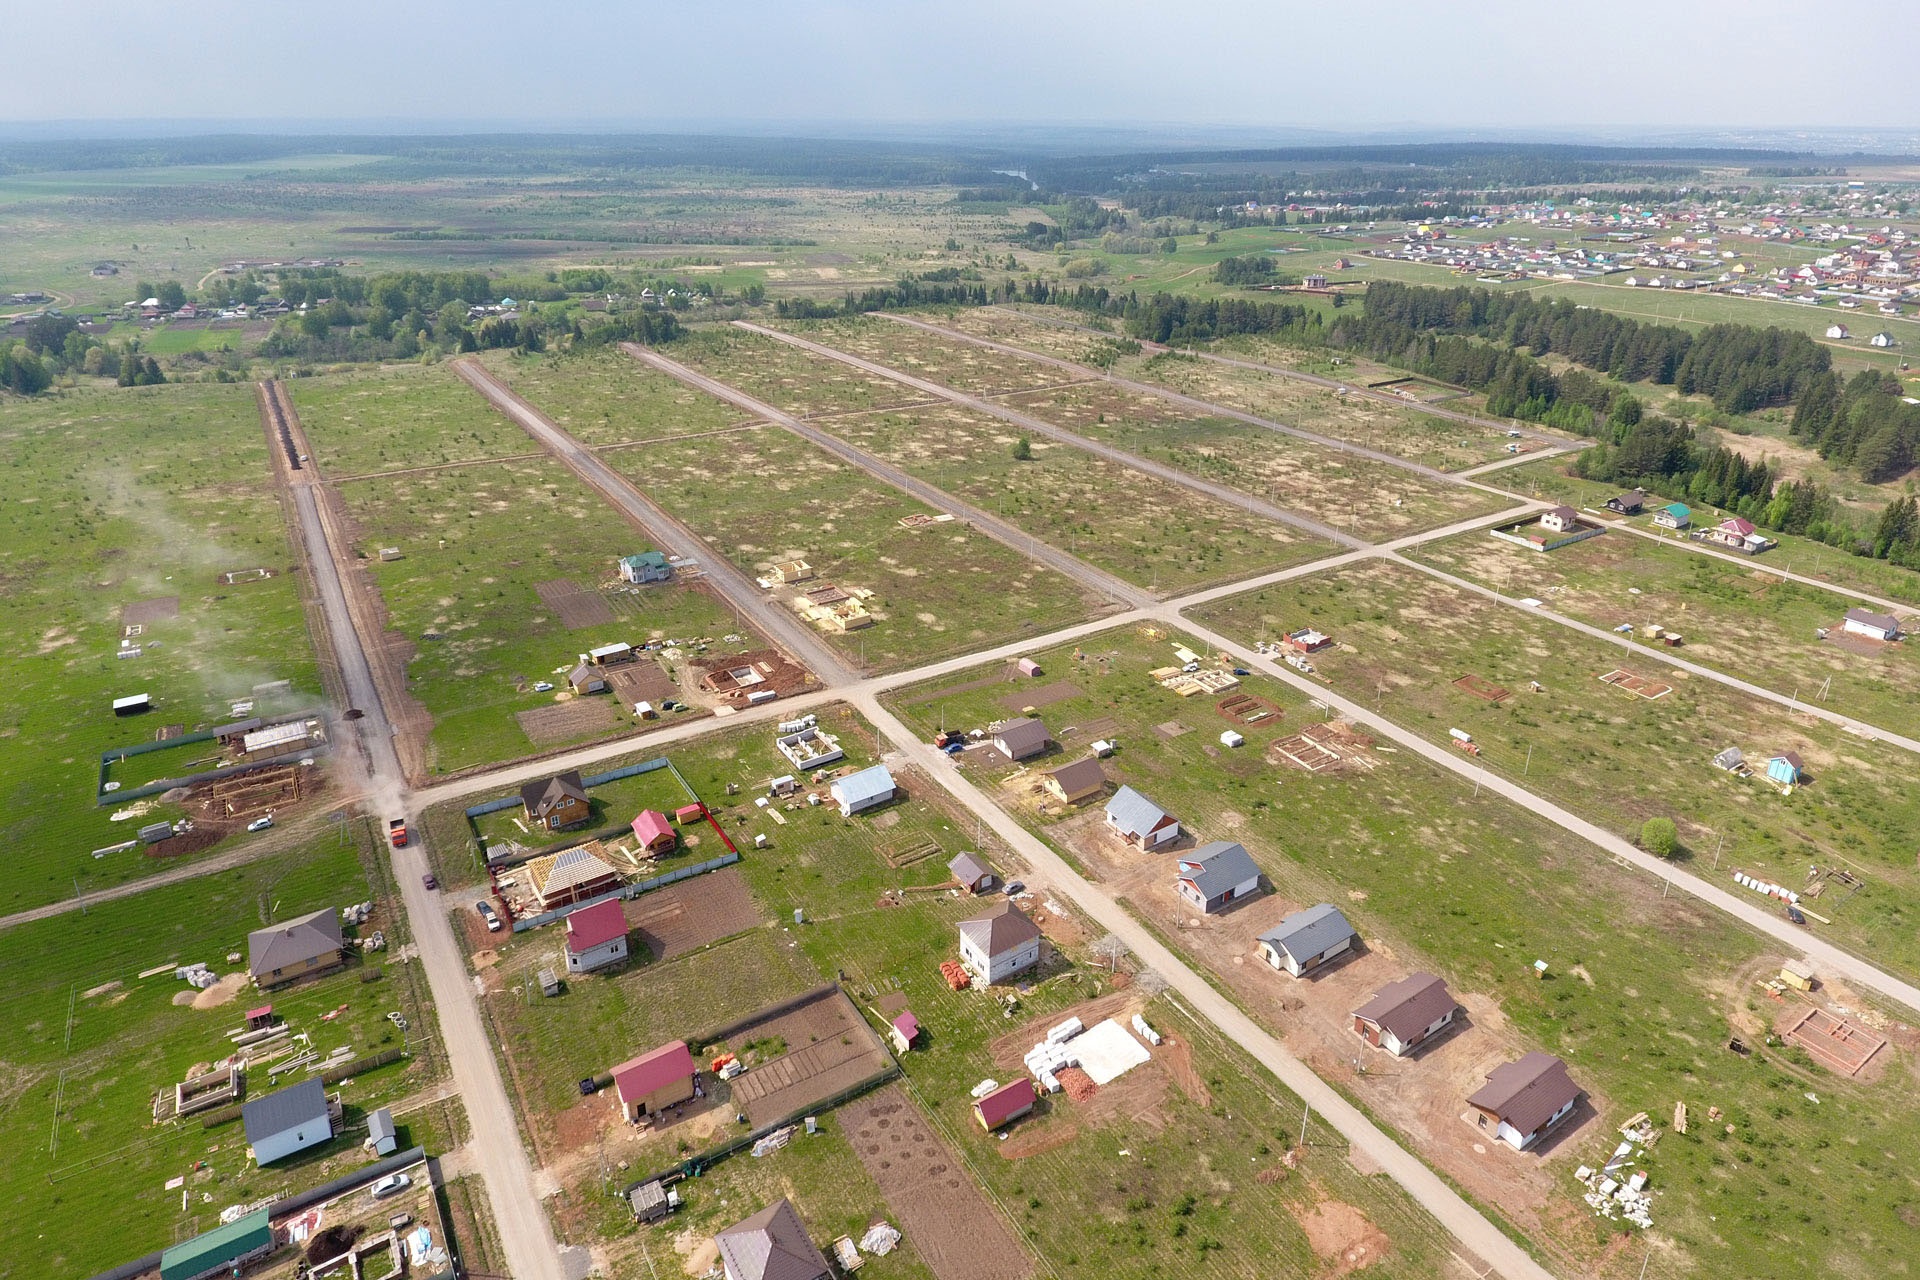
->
[1299,1103,1310,1149]
[1524,744,1533,777]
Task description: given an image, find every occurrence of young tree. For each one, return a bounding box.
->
[1011,435,1033,461]
[1640,817,1679,858]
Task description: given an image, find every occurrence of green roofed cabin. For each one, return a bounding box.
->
[160,1207,274,1280]
[618,551,673,584]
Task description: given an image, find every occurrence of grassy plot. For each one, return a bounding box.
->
[996,379,1510,538]
[336,455,746,773]
[775,314,1070,396]
[286,363,535,478]
[884,626,1920,1280]
[1495,458,1920,608]
[597,422,1103,670]
[1404,524,1920,738]
[809,402,1328,591]
[478,348,750,447]
[1193,560,1920,977]
[0,383,321,912]
[666,327,932,416]
[0,831,435,1279]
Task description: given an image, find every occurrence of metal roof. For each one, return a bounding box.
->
[993,716,1050,758]
[715,1197,832,1280]
[973,1077,1036,1129]
[1045,757,1107,797]
[947,851,991,886]
[242,1077,328,1143]
[612,1040,694,1103]
[959,901,1041,957]
[160,1208,271,1280]
[1846,607,1900,632]
[566,899,629,952]
[1104,785,1171,837]
[831,763,896,806]
[367,1107,396,1144]
[1258,903,1356,961]
[246,907,343,977]
[1177,841,1260,900]
[1352,972,1456,1041]
[1467,1052,1581,1134]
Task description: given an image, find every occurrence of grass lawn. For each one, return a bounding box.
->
[807,401,1330,592]
[1192,561,1920,978]
[286,363,535,478]
[1494,459,1920,608]
[467,757,699,859]
[335,454,751,773]
[883,625,1920,1280]
[478,347,750,447]
[0,828,436,1279]
[1403,522,1920,738]
[0,382,322,913]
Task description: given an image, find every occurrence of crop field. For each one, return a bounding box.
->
[0,830,436,1278]
[596,422,1105,670]
[663,327,933,416]
[479,709,1461,1279]
[1496,459,1920,608]
[995,379,1509,537]
[0,383,323,912]
[336,454,749,772]
[1405,523,1920,735]
[1192,561,1920,978]
[477,348,750,447]
[884,626,1920,1280]
[810,402,1328,591]
[285,363,534,477]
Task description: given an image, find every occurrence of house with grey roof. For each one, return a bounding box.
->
[1174,841,1262,914]
[247,907,345,989]
[1256,903,1356,976]
[1351,972,1459,1056]
[958,901,1042,984]
[1842,607,1901,642]
[242,1077,333,1166]
[1467,1052,1584,1151]
[829,763,897,817]
[991,716,1051,762]
[1104,785,1179,849]
[716,1197,831,1280]
[948,851,995,894]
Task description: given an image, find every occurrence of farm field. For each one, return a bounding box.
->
[0,382,323,913]
[884,626,1920,1280]
[593,420,1107,670]
[1495,459,1920,608]
[285,363,534,477]
[1404,523,1920,736]
[1192,561,1920,979]
[477,347,750,447]
[335,453,750,773]
[810,401,1330,591]
[0,831,436,1279]
[477,709,1462,1280]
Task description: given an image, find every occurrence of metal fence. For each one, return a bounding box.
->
[463,756,672,818]
[508,851,741,933]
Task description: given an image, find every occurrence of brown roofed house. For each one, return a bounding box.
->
[992,716,1051,761]
[1042,757,1107,805]
[958,901,1043,984]
[715,1197,832,1280]
[1467,1052,1583,1151]
[1351,972,1460,1057]
[520,771,591,831]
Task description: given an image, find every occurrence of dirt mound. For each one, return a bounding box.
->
[1055,1066,1096,1102]
[1296,1196,1391,1278]
[192,972,249,1010]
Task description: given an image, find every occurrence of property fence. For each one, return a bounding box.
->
[463,756,672,819]
[507,851,740,934]
[96,713,328,805]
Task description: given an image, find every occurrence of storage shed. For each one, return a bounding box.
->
[160,1208,273,1280]
[973,1078,1036,1131]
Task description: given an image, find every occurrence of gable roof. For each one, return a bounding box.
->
[160,1209,271,1280]
[1045,757,1107,797]
[1105,785,1172,836]
[1467,1052,1581,1134]
[1176,840,1260,899]
[242,1077,328,1141]
[1845,607,1900,632]
[947,851,991,886]
[612,1040,694,1102]
[959,901,1041,957]
[1352,972,1456,1040]
[566,899,628,952]
[831,763,896,806]
[1662,502,1691,518]
[1720,516,1757,536]
[993,716,1050,757]
[1772,750,1805,769]
[631,809,674,845]
[1258,903,1356,961]
[520,771,588,817]
[975,1077,1036,1128]
[530,845,621,900]
[1609,492,1644,509]
[715,1197,831,1280]
[1544,504,1578,523]
[246,907,343,977]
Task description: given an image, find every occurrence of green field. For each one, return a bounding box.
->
[884,625,1920,1280]
[286,363,536,477]
[0,829,436,1279]
[0,383,323,912]
[478,347,750,447]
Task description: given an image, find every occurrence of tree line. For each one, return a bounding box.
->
[1790,370,1920,484]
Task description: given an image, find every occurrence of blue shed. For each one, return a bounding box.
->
[1766,752,1804,785]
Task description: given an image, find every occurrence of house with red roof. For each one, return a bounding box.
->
[972,1078,1035,1131]
[612,1040,697,1122]
[565,899,629,974]
[888,1010,919,1054]
[631,809,676,855]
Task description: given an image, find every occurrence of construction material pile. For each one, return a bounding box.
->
[1574,1114,1659,1229]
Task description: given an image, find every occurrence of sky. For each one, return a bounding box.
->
[4,0,1912,138]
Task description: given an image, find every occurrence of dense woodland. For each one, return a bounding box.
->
[1790,370,1920,483]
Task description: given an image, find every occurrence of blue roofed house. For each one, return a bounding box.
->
[830,764,897,816]
[1174,841,1262,914]
[1257,904,1358,977]
[242,1077,333,1166]
[618,551,674,584]
[1105,785,1180,850]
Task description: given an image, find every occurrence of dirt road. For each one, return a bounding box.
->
[450,357,859,685]
[619,341,1153,606]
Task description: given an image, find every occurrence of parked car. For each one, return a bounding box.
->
[476,900,501,932]
[368,1173,411,1200]
[422,872,438,890]
[532,681,554,693]
[1003,880,1026,897]
[246,815,274,832]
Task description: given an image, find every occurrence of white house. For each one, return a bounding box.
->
[1174,841,1262,914]
[242,1078,333,1166]
[1256,903,1357,976]
[1104,785,1179,849]
[564,899,629,974]
[1539,505,1580,534]
[1825,323,1851,340]
[830,764,897,816]
[1351,973,1460,1056]
[1467,1052,1583,1151]
[1841,608,1901,642]
[958,901,1042,984]
[1869,331,1896,348]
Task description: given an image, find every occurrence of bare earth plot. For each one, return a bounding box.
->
[478,347,751,446]
[624,864,763,960]
[599,422,1107,670]
[997,380,1508,537]
[715,986,895,1127]
[812,401,1327,591]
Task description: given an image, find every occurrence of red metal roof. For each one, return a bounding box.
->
[612,1040,695,1103]
[631,809,674,847]
[973,1077,1035,1129]
[891,1011,919,1043]
[566,899,628,953]
[245,1004,272,1021]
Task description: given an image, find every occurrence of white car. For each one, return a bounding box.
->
[369,1172,411,1200]
[246,816,274,832]
[532,681,554,693]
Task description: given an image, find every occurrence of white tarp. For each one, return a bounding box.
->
[1072,1018,1151,1085]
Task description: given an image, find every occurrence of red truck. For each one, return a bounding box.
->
[388,818,408,848]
